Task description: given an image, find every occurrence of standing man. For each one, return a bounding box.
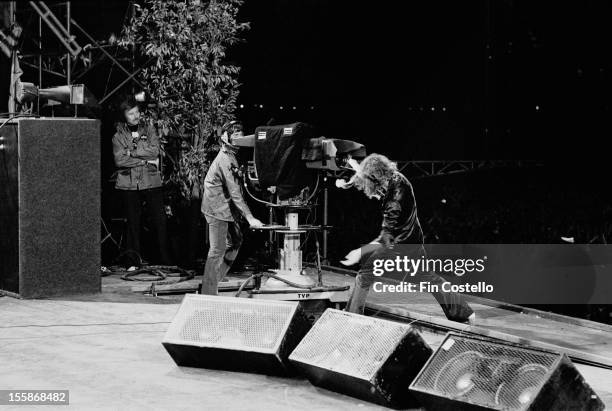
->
[341,153,475,323]
[112,97,171,266]
[201,121,263,295]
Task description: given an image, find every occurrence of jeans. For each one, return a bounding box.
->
[346,244,474,322]
[201,216,243,295]
[122,188,170,265]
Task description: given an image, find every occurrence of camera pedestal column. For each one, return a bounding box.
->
[262,212,315,289]
[248,211,350,307]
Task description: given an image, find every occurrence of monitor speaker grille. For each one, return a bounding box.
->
[411,335,559,410]
[289,309,412,380]
[164,295,298,353]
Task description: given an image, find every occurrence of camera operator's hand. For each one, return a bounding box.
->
[247,216,264,228]
[341,248,361,266]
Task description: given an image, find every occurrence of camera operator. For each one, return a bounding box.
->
[112,97,171,266]
[200,121,264,295]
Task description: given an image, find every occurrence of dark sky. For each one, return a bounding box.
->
[4,0,612,161]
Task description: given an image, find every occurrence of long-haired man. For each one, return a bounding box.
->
[341,153,475,323]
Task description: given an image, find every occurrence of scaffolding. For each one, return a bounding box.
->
[396,160,543,179]
[4,0,143,113]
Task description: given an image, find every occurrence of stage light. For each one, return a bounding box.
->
[240,104,244,109]
[292,106,296,110]
[442,106,447,111]
[70,84,84,105]
[259,104,263,109]
[280,106,284,110]
[536,105,540,111]
[16,82,97,108]
[431,107,435,111]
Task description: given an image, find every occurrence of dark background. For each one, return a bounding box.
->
[3,1,612,321]
[3,0,612,161]
[2,1,612,261]
[237,0,612,162]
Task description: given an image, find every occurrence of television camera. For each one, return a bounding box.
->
[232,122,366,305]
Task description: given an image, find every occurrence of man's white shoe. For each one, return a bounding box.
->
[467,313,476,325]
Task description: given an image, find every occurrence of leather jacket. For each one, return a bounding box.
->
[112,122,162,191]
[375,171,424,247]
[201,144,253,222]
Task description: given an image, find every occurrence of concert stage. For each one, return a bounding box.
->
[1,268,611,409]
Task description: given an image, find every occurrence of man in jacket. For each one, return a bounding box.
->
[341,153,474,323]
[112,97,170,265]
[201,121,263,295]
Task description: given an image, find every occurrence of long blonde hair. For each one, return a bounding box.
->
[356,153,397,198]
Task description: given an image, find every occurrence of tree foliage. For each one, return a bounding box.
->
[120,0,248,198]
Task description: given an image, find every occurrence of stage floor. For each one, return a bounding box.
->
[1,268,611,410]
[0,296,389,411]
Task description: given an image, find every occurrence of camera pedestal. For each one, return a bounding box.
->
[248,211,350,304]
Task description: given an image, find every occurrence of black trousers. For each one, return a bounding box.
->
[184,198,203,268]
[346,243,474,322]
[121,187,170,265]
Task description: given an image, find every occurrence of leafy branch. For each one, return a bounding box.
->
[119,0,248,198]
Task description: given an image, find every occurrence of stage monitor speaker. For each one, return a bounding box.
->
[288,309,433,409]
[0,118,101,298]
[162,294,311,376]
[409,333,604,411]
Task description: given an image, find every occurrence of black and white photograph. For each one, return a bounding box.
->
[1,1,612,409]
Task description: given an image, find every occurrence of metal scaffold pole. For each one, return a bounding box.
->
[38,11,42,113]
[66,0,70,85]
[322,174,328,264]
[7,1,16,114]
